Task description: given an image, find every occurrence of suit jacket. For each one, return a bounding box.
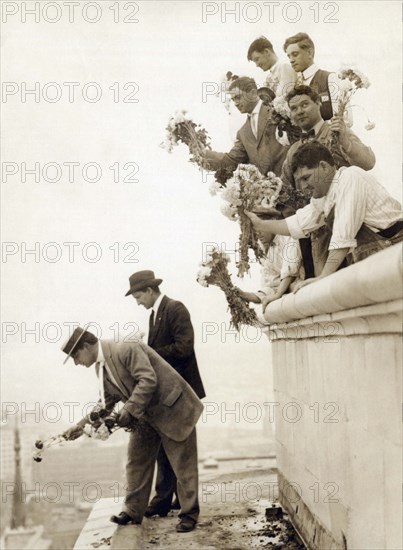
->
[148,296,205,399]
[204,103,288,176]
[96,339,203,442]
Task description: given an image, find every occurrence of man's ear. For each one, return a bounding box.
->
[318,160,329,170]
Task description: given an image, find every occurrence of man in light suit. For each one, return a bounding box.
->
[62,326,203,533]
[125,270,205,519]
[202,76,287,176]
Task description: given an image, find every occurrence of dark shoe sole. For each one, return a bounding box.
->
[144,510,169,518]
[110,514,140,525]
[176,521,196,532]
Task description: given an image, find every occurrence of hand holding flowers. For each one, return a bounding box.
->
[197,248,258,330]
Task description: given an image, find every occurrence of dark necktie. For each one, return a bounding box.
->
[149,310,155,331]
[301,129,315,142]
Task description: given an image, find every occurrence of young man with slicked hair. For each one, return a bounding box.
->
[247,36,296,98]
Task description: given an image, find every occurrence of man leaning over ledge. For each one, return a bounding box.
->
[201,76,287,177]
[281,85,376,279]
[62,326,203,533]
[247,141,403,293]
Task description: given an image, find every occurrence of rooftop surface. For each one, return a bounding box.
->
[74,467,305,549]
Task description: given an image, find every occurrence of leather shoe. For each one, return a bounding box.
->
[171,499,180,510]
[175,517,196,532]
[144,505,169,518]
[110,512,140,525]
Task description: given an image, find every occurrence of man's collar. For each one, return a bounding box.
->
[300,119,324,140]
[326,168,342,197]
[152,293,164,315]
[302,63,319,81]
[250,99,262,116]
[269,59,280,73]
[311,119,325,135]
[96,341,104,363]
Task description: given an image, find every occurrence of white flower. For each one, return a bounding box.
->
[275,130,290,147]
[209,180,221,196]
[365,121,376,130]
[272,95,291,119]
[197,265,212,287]
[220,202,238,221]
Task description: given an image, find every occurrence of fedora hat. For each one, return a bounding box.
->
[61,325,91,365]
[125,270,162,297]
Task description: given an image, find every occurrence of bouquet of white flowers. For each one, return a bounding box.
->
[270,95,302,146]
[32,405,131,462]
[160,110,211,168]
[210,164,283,277]
[197,248,258,331]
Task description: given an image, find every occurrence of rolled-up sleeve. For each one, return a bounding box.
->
[328,170,367,250]
[280,238,302,279]
[285,203,325,238]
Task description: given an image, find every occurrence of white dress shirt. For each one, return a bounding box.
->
[152,293,165,322]
[258,235,303,295]
[265,60,297,97]
[96,343,119,405]
[248,100,262,138]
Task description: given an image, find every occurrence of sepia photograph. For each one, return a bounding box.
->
[1,1,402,548]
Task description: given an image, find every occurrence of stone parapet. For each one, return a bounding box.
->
[266,244,402,550]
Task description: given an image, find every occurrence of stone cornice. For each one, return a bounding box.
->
[264,243,403,327]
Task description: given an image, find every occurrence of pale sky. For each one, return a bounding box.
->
[1,1,401,425]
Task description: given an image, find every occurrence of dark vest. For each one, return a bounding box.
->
[310,69,333,121]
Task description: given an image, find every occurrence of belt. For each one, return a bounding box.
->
[378,220,403,239]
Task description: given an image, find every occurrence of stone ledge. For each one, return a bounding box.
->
[264,244,403,325]
[267,298,402,341]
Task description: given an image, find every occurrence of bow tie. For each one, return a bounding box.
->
[301,129,315,142]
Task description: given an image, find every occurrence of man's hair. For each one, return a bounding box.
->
[286,85,320,104]
[283,32,315,55]
[290,141,335,174]
[146,285,161,293]
[228,77,258,93]
[247,36,274,60]
[75,330,98,352]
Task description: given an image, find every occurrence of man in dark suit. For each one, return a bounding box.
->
[202,76,287,176]
[125,270,205,519]
[62,326,203,533]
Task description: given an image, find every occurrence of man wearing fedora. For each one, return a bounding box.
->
[62,325,203,533]
[125,270,205,519]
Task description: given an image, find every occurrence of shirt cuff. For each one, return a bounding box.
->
[329,238,357,250]
[285,215,308,239]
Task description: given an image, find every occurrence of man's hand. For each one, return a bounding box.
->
[245,211,290,238]
[234,287,261,304]
[293,278,318,293]
[329,116,349,149]
[115,409,133,428]
[63,425,84,441]
[245,210,268,239]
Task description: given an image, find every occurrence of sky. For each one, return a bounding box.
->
[1,1,402,428]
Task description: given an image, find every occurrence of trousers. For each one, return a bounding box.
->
[148,445,178,513]
[123,421,199,522]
